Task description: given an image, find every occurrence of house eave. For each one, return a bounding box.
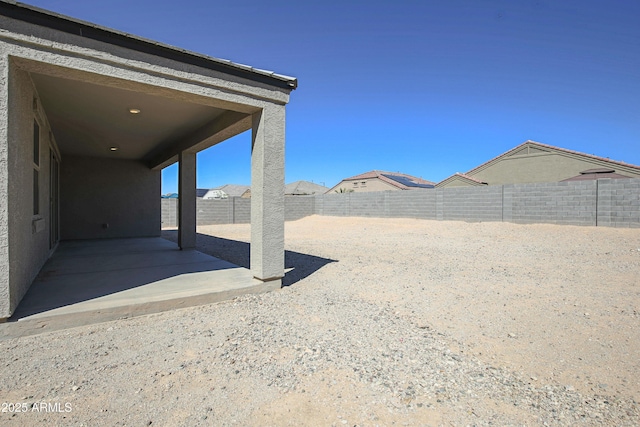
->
[0,1,298,90]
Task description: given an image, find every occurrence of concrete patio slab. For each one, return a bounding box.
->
[1,237,279,339]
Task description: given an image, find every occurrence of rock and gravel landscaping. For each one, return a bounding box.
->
[1,215,639,426]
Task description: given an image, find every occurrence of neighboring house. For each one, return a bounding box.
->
[202,189,228,199]
[436,173,487,187]
[0,2,296,319]
[436,140,640,187]
[196,188,209,198]
[202,185,250,199]
[560,169,632,182]
[328,170,435,193]
[285,181,329,195]
[161,193,179,199]
[216,184,251,198]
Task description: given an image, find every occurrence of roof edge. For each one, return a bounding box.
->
[466,140,640,176]
[0,1,297,90]
[436,172,487,187]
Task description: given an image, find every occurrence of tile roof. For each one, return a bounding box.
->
[285,181,329,195]
[434,173,487,187]
[561,171,631,182]
[452,173,486,184]
[214,184,251,198]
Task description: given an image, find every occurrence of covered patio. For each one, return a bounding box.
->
[2,237,277,338]
[0,2,296,321]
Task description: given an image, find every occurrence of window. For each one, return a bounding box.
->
[353,182,358,187]
[361,181,367,186]
[33,121,40,215]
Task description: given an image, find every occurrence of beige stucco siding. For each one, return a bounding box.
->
[438,178,478,188]
[330,178,399,193]
[470,152,640,185]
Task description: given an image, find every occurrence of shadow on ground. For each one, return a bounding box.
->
[9,237,243,321]
[162,231,337,287]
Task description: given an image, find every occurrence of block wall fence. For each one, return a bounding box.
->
[161,178,640,228]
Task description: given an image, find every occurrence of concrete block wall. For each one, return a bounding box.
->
[315,190,436,219]
[161,199,178,227]
[312,178,639,227]
[349,192,386,217]
[162,196,316,227]
[194,198,251,225]
[597,179,640,228]
[161,178,639,229]
[234,198,251,224]
[316,193,350,216]
[285,196,315,221]
[197,199,232,225]
[387,190,437,219]
[505,181,597,226]
[439,186,503,222]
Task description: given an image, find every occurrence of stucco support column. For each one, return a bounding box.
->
[251,104,285,286]
[0,55,10,319]
[178,151,196,250]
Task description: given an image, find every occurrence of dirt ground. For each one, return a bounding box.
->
[200,216,640,401]
[1,215,639,426]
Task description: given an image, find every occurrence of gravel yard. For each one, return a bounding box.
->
[1,215,639,426]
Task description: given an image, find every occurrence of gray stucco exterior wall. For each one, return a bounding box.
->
[0,50,9,317]
[60,156,160,240]
[1,64,56,317]
[0,3,295,318]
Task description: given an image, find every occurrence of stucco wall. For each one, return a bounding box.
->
[331,178,398,193]
[1,65,55,317]
[0,52,9,317]
[61,156,160,240]
[0,6,292,317]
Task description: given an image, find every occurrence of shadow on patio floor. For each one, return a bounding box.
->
[161,231,337,287]
[9,237,255,321]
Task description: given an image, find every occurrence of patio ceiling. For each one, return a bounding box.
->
[29,70,252,169]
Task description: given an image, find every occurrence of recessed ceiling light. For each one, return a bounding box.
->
[129,108,141,114]
[110,146,118,151]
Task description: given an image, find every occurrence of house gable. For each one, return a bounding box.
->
[435,173,487,188]
[467,141,640,185]
[328,170,434,193]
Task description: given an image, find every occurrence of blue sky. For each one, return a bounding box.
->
[27,1,640,193]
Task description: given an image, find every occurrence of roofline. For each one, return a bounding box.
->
[466,140,640,176]
[342,170,435,185]
[0,1,297,90]
[435,172,487,187]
